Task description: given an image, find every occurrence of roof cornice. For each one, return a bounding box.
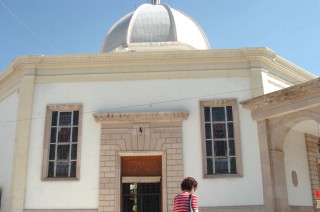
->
[1,47,316,85]
[240,77,320,119]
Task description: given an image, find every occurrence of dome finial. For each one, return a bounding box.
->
[151,0,160,5]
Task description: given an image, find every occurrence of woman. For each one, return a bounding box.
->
[174,177,199,212]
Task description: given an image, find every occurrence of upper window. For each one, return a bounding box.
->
[200,100,242,177]
[42,104,82,180]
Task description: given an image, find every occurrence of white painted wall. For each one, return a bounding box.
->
[263,74,290,94]
[284,129,313,206]
[25,77,263,209]
[0,92,19,212]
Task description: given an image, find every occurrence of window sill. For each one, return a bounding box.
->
[203,173,242,179]
[41,177,79,182]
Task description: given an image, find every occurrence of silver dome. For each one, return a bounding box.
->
[101,3,210,53]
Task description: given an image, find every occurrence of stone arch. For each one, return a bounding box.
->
[270,110,320,151]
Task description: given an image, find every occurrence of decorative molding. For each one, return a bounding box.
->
[93,111,189,123]
[200,99,236,107]
[1,48,315,91]
[47,104,82,111]
[241,77,320,111]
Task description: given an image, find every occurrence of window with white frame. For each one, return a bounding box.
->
[43,104,82,180]
[201,100,242,176]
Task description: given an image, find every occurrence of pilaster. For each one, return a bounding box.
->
[270,149,289,212]
[257,120,275,212]
[9,69,35,212]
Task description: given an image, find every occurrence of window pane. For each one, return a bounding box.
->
[212,107,225,121]
[46,108,81,179]
[228,123,234,138]
[205,123,211,139]
[215,158,228,174]
[57,145,70,160]
[71,144,77,160]
[214,140,227,156]
[207,158,214,175]
[49,144,56,160]
[48,161,54,178]
[206,140,212,157]
[73,111,79,125]
[226,106,233,121]
[204,107,211,122]
[71,161,77,177]
[213,123,226,138]
[56,162,69,177]
[230,157,237,174]
[72,127,78,142]
[58,128,71,142]
[50,127,57,143]
[51,111,58,126]
[229,139,235,156]
[59,112,72,126]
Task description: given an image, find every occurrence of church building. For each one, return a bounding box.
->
[0,1,319,211]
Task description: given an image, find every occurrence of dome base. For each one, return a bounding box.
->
[107,41,196,53]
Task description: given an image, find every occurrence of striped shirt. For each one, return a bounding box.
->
[174,192,198,212]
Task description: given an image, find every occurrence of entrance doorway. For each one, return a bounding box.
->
[121,156,162,212]
[122,182,161,212]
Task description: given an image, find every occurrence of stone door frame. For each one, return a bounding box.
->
[94,111,189,212]
[117,151,166,212]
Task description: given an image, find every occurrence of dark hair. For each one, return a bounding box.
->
[181,177,198,191]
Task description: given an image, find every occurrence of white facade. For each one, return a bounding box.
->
[0,49,316,212]
[23,77,265,209]
[0,92,19,212]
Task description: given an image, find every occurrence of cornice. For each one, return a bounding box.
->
[2,48,314,76]
[47,104,82,111]
[241,78,320,111]
[0,48,316,91]
[93,111,189,123]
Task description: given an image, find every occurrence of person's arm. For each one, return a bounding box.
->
[192,195,199,212]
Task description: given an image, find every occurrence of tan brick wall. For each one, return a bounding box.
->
[97,120,185,212]
[305,133,320,206]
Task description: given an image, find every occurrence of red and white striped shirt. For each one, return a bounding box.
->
[174,192,198,212]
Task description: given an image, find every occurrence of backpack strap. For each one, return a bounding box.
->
[189,194,194,212]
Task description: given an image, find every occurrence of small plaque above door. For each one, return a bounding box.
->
[121,156,162,176]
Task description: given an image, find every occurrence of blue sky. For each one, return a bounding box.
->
[1,0,320,76]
